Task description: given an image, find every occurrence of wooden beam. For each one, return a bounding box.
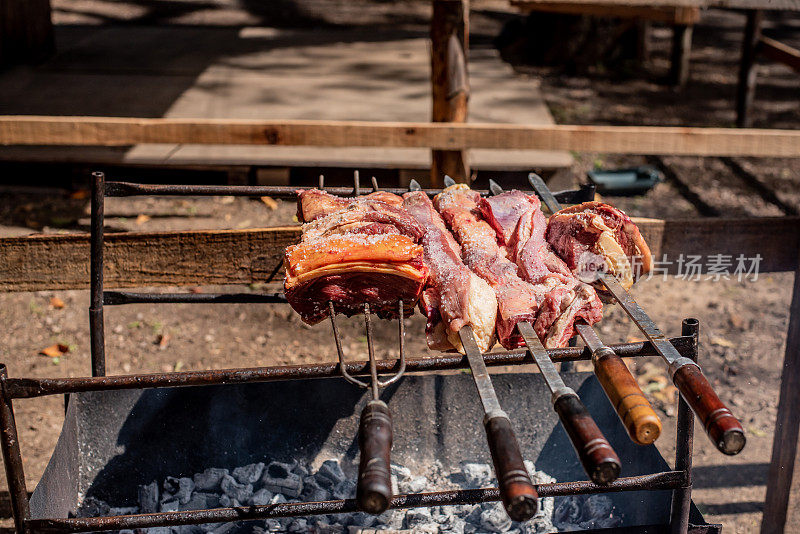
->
[2,117,800,157]
[512,2,700,24]
[736,10,763,128]
[510,0,800,10]
[761,256,800,534]
[760,36,800,73]
[669,23,694,88]
[0,227,301,292]
[2,217,797,292]
[431,0,470,186]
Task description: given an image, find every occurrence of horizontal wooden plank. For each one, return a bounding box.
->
[511,0,800,10]
[760,36,800,73]
[512,2,700,24]
[1,117,800,157]
[1,227,301,292]
[1,218,797,292]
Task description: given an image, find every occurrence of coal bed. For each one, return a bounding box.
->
[30,372,707,532]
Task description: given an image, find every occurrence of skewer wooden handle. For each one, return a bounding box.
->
[592,349,662,446]
[672,363,746,455]
[484,414,539,521]
[553,393,621,485]
[357,400,393,514]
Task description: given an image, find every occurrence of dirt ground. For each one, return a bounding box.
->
[1,2,799,534]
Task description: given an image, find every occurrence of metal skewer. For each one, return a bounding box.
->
[329,301,406,514]
[527,173,745,455]
[489,177,661,447]
[518,323,621,484]
[457,326,539,521]
[412,178,539,522]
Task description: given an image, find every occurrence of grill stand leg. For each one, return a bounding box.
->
[0,365,30,534]
[670,318,697,533]
[90,171,106,377]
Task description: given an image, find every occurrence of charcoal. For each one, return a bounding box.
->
[261,471,303,498]
[291,462,310,478]
[175,525,204,534]
[398,475,427,494]
[174,477,195,505]
[193,468,229,492]
[287,518,309,533]
[440,516,467,534]
[160,499,179,513]
[163,477,181,495]
[218,495,241,507]
[554,496,581,527]
[138,481,159,514]
[405,506,433,528]
[265,460,295,479]
[479,503,512,533]
[333,479,356,500]
[464,503,485,525]
[249,488,274,506]
[206,522,236,534]
[180,492,220,511]
[316,522,346,534]
[270,493,288,505]
[596,515,622,528]
[108,506,139,516]
[118,530,134,534]
[264,518,291,532]
[390,474,399,496]
[146,527,171,534]
[376,509,406,530]
[302,477,331,501]
[232,462,264,485]
[316,459,346,489]
[584,494,613,520]
[220,474,253,502]
[348,512,377,529]
[76,497,110,518]
[390,464,412,482]
[459,462,492,488]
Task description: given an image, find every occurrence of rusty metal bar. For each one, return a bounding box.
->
[671,318,698,534]
[0,365,30,534]
[104,291,286,305]
[3,337,693,400]
[24,471,684,534]
[89,171,106,377]
[103,181,596,204]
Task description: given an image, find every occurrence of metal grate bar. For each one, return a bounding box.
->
[3,336,693,400]
[103,291,286,305]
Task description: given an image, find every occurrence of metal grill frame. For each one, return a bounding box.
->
[0,172,718,534]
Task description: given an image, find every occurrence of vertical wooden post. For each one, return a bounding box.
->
[736,10,763,128]
[0,0,54,66]
[668,23,693,88]
[762,257,800,534]
[431,0,470,187]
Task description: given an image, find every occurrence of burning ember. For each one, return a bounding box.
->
[76,458,620,533]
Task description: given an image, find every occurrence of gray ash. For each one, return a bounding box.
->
[76,459,620,533]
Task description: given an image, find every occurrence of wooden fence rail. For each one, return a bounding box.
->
[2,217,797,292]
[1,117,800,157]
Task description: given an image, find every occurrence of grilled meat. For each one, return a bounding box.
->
[479,190,602,348]
[284,233,427,324]
[403,191,497,353]
[546,201,653,290]
[433,184,541,349]
[297,189,405,223]
[285,193,428,324]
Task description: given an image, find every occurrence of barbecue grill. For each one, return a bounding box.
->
[0,171,738,533]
